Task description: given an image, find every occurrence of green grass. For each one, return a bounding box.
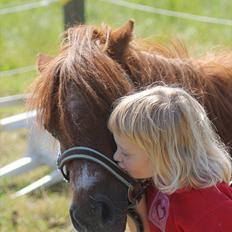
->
[0,0,63,98]
[0,186,72,232]
[0,0,232,231]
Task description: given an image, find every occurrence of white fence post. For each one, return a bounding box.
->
[0,95,63,197]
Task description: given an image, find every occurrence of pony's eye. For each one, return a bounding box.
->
[51,130,58,138]
[62,165,70,182]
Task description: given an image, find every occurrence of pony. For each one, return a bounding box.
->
[28,20,232,232]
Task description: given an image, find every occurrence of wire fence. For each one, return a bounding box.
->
[101,0,232,26]
[1,0,232,78]
[0,65,35,78]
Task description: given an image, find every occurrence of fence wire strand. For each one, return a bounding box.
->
[101,0,232,26]
[0,0,59,15]
[0,65,36,78]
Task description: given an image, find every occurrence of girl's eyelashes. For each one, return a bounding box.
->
[121,152,129,157]
[116,145,130,157]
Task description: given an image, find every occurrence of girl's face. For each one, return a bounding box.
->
[113,133,153,179]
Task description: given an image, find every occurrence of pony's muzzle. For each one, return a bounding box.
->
[89,194,115,226]
[70,205,86,231]
[70,194,115,231]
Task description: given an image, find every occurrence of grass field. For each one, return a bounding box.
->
[0,0,232,231]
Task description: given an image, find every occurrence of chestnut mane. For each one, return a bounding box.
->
[28,21,232,152]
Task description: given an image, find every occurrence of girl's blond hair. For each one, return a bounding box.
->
[108,85,231,194]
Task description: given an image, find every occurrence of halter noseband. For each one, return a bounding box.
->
[57,146,151,232]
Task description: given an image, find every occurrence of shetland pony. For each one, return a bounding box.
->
[28,20,232,232]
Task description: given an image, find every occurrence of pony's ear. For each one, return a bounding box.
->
[109,19,134,57]
[37,53,53,73]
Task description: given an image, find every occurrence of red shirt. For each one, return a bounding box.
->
[145,182,232,232]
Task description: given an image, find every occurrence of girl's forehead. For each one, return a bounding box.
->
[113,133,146,154]
[114,133,134,149]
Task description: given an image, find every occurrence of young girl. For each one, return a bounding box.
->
[108,85,232,232]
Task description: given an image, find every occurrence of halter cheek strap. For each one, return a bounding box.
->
[57,146,152,232]
[57,146,137,188]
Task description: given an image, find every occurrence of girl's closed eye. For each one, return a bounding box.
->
[121,152,129,157]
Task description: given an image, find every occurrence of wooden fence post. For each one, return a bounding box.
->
[63,0,85,29]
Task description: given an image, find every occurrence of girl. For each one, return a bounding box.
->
[108,85,232,232]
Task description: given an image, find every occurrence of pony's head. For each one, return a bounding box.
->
[29,21,138,232]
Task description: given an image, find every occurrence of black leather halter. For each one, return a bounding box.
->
[57,146,151,232]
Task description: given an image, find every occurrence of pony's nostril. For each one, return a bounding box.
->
[95,201,113,225]
[90,194,114,226]
[69,207,82,231]
[70,196,115,230]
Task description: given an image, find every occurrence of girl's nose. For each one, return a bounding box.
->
[113,150,121,162]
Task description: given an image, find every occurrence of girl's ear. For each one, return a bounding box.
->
[37,53,53,73]
[108,19,134,58]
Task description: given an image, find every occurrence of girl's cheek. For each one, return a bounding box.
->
[119,160,128,171]
[124,163,131,172]
[119,162,127,171]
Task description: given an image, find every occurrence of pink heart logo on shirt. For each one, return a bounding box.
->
[149,191,170,232]
[156,199,166,220]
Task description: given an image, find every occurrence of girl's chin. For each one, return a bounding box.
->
[134,175,153,180]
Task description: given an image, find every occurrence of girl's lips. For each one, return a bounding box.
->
[117,163,128,173]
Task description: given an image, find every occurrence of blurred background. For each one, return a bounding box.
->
[0,0,232,231]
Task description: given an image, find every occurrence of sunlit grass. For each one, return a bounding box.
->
[0,0,232,231]
[0,187,72,232]
[0,129,72,231]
